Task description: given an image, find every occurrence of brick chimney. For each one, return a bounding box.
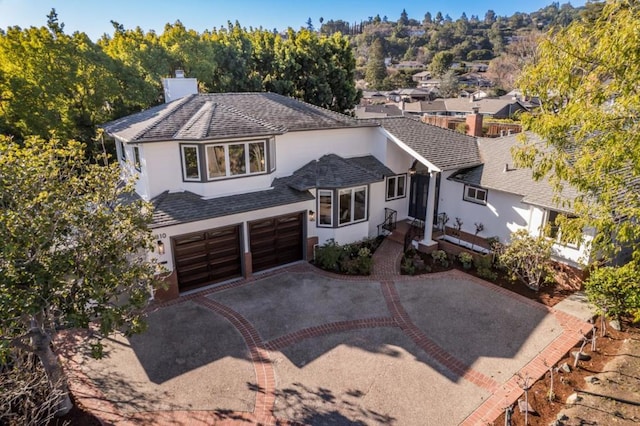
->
[466,105,483,137]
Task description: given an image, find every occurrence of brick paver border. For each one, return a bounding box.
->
[63,238,591,426]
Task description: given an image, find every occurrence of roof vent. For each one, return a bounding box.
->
[504,163,511,172]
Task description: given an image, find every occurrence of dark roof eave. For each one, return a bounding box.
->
[114,131,287,144]
[441,161,483,172]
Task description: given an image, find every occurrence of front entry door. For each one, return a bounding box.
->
[408,173,430,219]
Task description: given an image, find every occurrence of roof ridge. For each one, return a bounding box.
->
[174,100,215,139]
[132,95,196,141]
[214,101,287,134]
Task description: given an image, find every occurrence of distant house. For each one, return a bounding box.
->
[394,61,425,69]
[411,70,431,83]
[422,97,528,119]
[458,72,493,88]
[355,104,403,118]
[360,91,388,105]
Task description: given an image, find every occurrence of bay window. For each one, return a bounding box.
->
[181,145,201,181]
[182,139,271,182]
[317,186,368,228]
[318,190,333,226]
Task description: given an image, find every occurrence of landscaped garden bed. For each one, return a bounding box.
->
[313,236,384,275]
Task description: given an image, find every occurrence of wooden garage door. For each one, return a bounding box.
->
[172,224,242,292]
[249,212,304,273]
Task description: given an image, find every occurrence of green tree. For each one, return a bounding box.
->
[429,51,454,76]
[438,69,459,97]
[399,9,409,26]
[586,263,640,322]
[0,135,162,416]
[497,230,555,291]
[515,1,640,263]
[0,11,124,146]
[365,38,387,89]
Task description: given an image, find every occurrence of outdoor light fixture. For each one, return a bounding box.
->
[157,240,165,255]
[409,160,418,176]
[309,210,316,222]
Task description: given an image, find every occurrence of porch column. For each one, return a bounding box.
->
[420,170,438,248]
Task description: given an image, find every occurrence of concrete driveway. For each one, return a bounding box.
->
[65,242,591,426]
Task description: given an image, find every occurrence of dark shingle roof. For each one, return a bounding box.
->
[370,116,481,171]
[449,133,580,211]
[150,183,314,228]
[103,93,375,143]
[285,154,394,191]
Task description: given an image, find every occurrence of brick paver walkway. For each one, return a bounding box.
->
[62,238,591,425]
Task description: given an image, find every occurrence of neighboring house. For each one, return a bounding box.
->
[393,61,425,69]
[354,104,403,118]
[422,97,529,119]
[442,133,594,268]
[359,91,388,105]
[411,70,431,84]
[102,78,589,300]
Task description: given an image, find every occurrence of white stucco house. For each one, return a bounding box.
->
[102,79,592,300]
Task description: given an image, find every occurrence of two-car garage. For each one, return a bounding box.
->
[172,212,305,292]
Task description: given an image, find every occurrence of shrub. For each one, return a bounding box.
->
[315,239,343,272]
[314,239,374,275]
[474,255,497,281]
[497,230,554,291]
[458,252,473,269]
[401,255,416,275]
[431,249,449,267]
[586,263,640,322]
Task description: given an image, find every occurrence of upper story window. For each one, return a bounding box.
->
[181,139,272,182]
[181,145,201,181]
[463,184,487,205]
[117,140,126,162]
[133,146,141,171]
[317,186,368,228]
[386,174,406,200]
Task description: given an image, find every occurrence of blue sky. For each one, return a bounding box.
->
[0,0,586,40]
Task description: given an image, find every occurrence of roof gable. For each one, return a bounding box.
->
[371,116,481,171]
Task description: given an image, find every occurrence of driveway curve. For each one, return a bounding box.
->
[64,239,591,426]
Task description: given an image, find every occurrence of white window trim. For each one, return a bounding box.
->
[133,146,141,172]
[204,140,267,180]
[181,144,201,181]
[386,174,407,201]
[317,189,333,228]
[117,140,126,162]
[463,184,487,205]
[269,138,276,172]
[338,186,368,226]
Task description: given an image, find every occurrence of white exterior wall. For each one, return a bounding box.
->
[274,127,385,177]
[438,172,530,244]
[123,126,395,201]
[439,173,593,267]
[152,199,315,271]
